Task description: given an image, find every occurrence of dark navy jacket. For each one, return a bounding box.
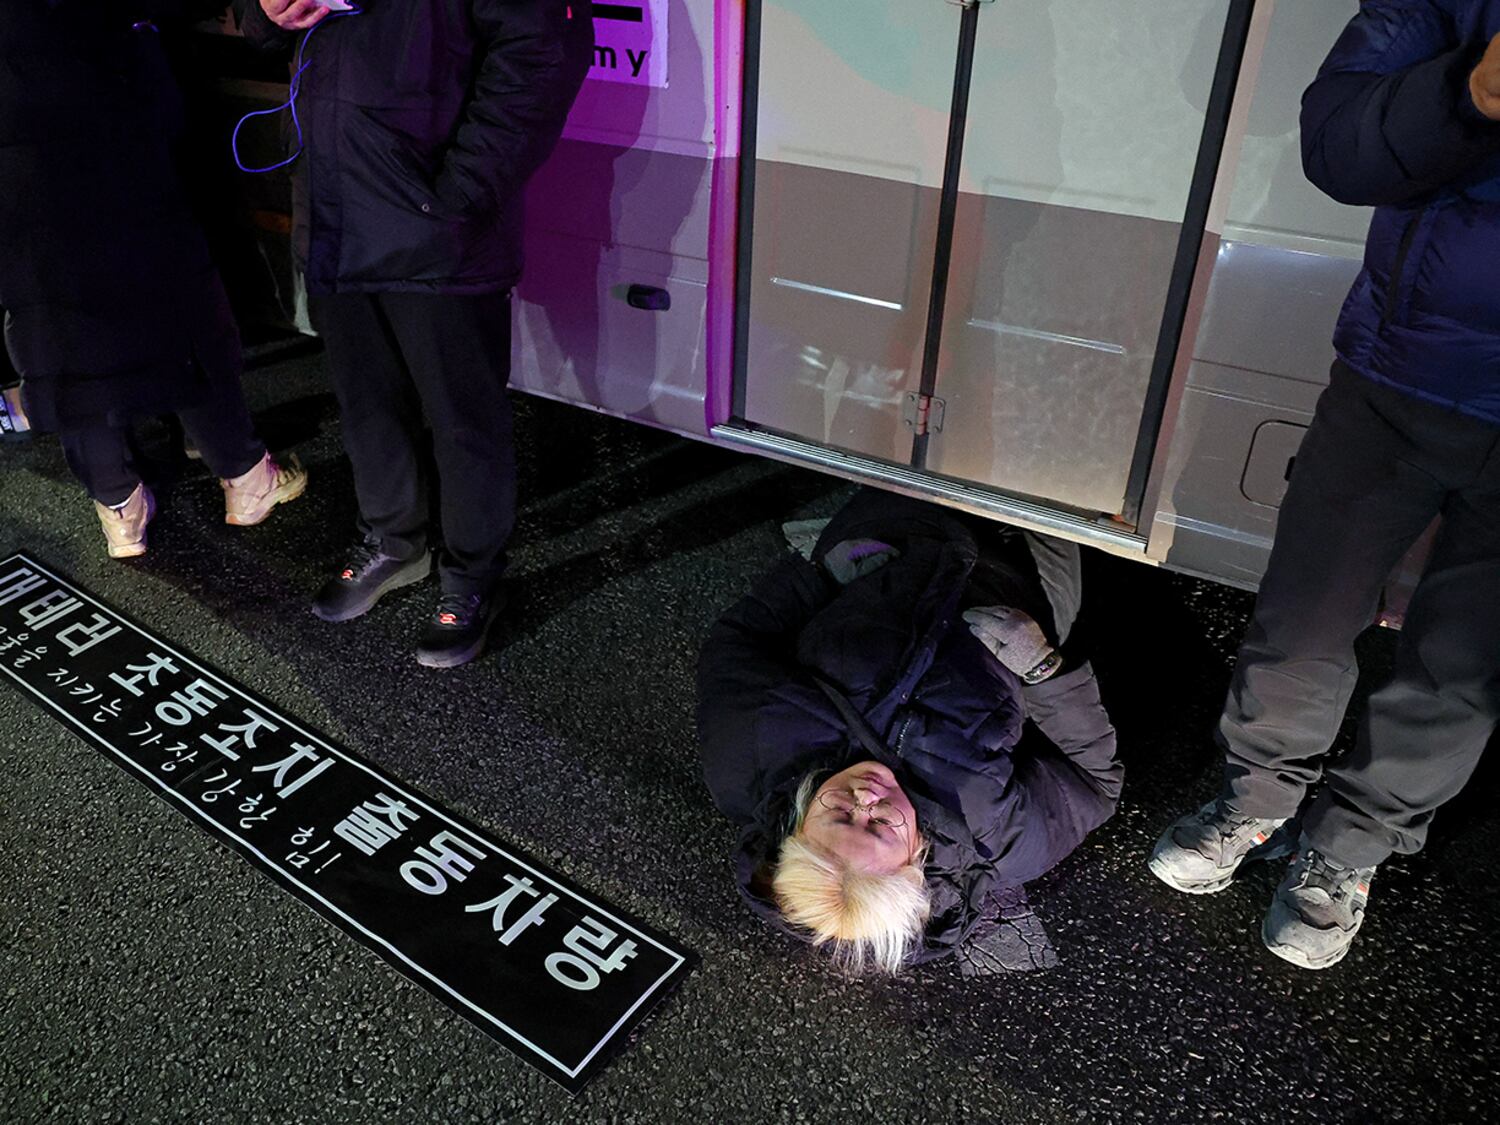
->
[1303,0,1500,422]
[696,494,1122,964]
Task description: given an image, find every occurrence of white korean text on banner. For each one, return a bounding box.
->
[0,554,694,1094]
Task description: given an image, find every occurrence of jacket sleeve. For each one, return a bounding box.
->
[976,661,1119,887]
[1021,662,1122,809]
[436,0,594,217]
[1301,2,1500,206]
[231,0,294,51]
[696,555,842,824]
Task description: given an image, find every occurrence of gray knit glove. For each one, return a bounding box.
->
[962,605,1061,684]
[822,538,900,586]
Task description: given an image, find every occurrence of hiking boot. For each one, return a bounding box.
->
[312,540,431,623]
[222,451,307,526]
[1262,842,1375,970]
[1148,798,1293,895]
[94,482,155,559]
[415,589,504,669]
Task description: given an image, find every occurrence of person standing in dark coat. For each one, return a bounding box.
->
[237,0,592,667]
[1151,1,1500,970]
[697,491,1122,975]
[0,0,308,558]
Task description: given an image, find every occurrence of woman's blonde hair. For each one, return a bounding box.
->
[770,773,931,975]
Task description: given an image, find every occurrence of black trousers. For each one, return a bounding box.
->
[308,290,515,596]
[1220,362,1500,868]
[59,367,264,506]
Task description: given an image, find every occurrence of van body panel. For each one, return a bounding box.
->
[217,0,1418,594]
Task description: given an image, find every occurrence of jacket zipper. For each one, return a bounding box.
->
[1380,211,1423,326]
[894,714,915,758]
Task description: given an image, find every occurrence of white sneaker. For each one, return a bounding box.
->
[222,451,307,526]
[94,482,155,559]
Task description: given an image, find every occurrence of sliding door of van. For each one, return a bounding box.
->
[735,0,1256,529]
[737,0,964,464]
[920,1,1239,518]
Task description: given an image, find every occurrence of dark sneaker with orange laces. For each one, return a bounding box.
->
[312,540,432,623]
[415,589,504,668]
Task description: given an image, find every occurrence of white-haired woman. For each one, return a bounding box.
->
[697,490,1122,974]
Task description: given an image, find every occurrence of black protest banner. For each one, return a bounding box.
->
[0,553,694,1093]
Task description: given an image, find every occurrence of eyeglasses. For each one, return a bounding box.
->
[816,789,906,830]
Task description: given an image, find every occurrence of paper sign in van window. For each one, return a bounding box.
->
[590,1,668,88]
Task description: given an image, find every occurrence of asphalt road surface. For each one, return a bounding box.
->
[3,350,1497,1124]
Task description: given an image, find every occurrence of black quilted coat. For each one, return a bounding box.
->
[236,0,592,296]
[697,493,1124,964]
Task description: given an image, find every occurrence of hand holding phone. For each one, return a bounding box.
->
[259,0,332,31]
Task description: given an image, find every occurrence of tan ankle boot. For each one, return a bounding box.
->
[94,482,155,559]
[222,452,308,526]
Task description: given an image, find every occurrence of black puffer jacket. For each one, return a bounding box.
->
[697,493,1123,964]
[0,1,242,431]
[237,0,592,296]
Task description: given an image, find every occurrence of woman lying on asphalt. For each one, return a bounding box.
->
[696,490,1123,974]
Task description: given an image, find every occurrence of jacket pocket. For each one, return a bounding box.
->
[335,107,474,283]
[345,107,444,215]
[1379,207,1427,327]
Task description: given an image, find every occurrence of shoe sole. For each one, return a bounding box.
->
[226,471,309,527]
[312,553,432,623]
[1262,919,1354,971]
[414,635,489,669]
[1147,831,1295,896]
[414,599,504,669]
[1147,854,1237,895]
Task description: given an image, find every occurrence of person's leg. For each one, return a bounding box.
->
[1258,403,1499,969]
[59,423,140,506]
[175,363,264,483]
[175,358,307,526]
[1022,531,1082,647]
[307,293,430,562]
[1262,467,1500,969]
[1304,443,1500,869]
[1218,366,1447,819]
[380,290,515,596]
[1150,366,1448,895]
[59,423,155,558]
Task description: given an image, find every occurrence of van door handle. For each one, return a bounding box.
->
[627,284,671,312]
